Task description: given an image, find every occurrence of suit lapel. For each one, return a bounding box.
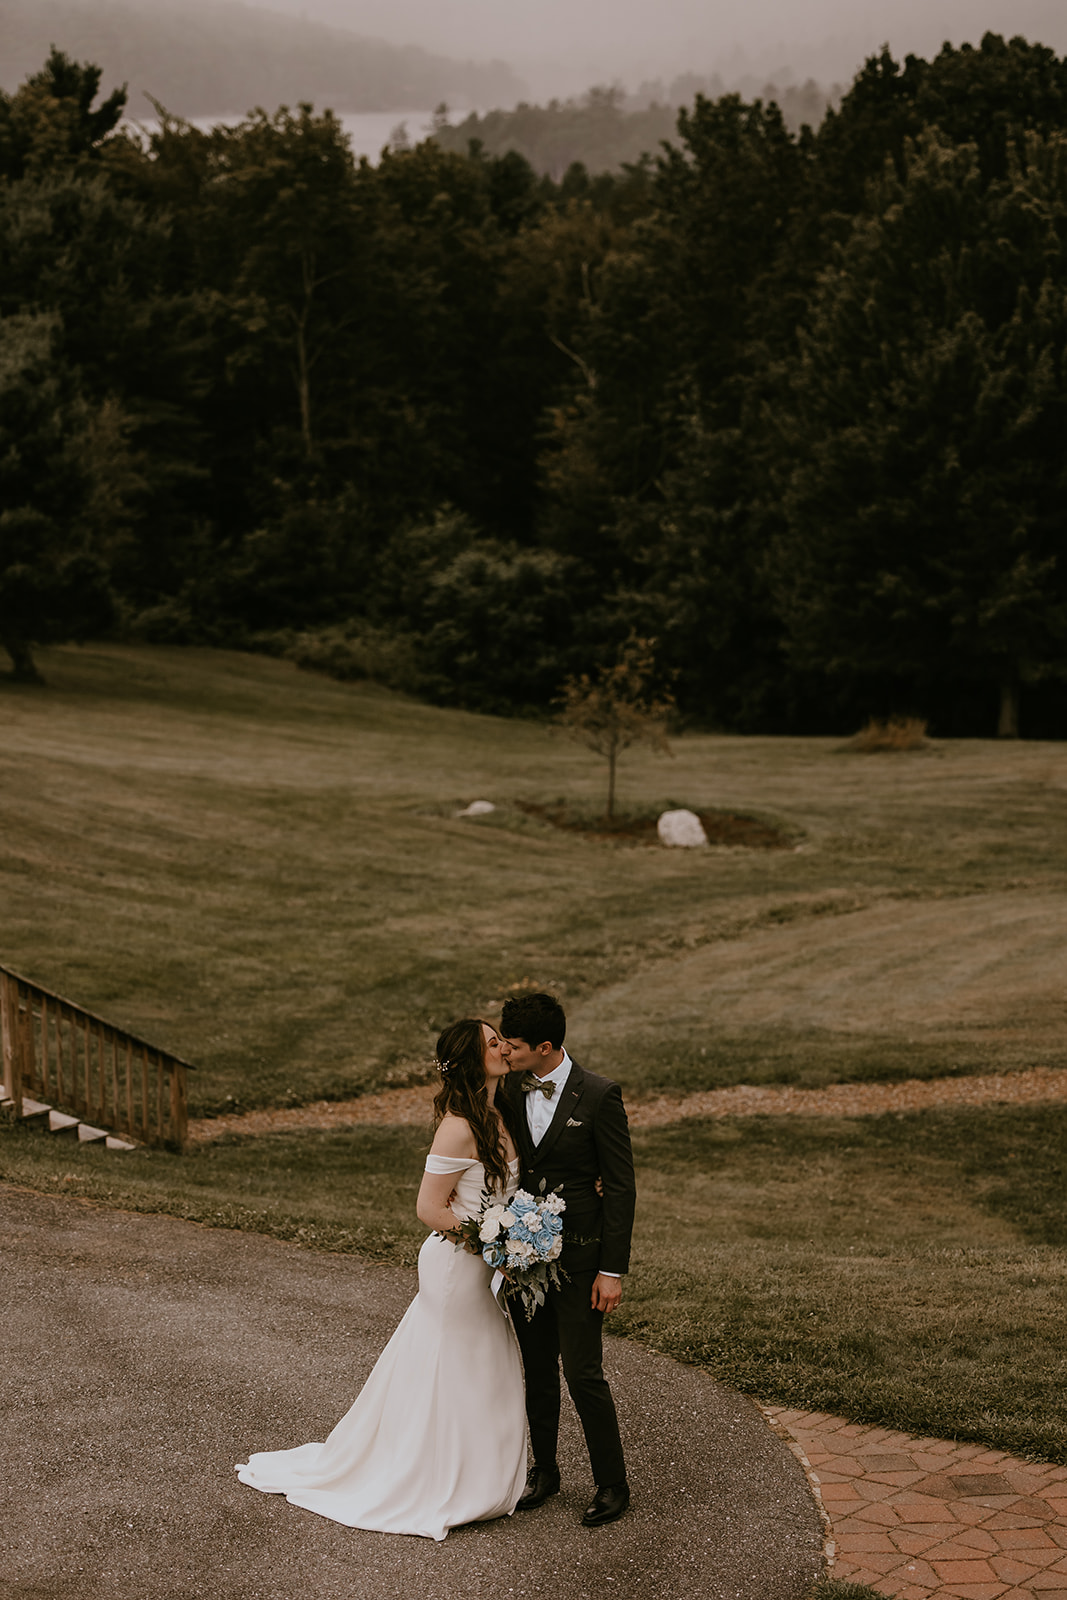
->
[532,1062,585,1166]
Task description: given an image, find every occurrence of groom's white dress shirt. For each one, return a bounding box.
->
[525,1049,618,1278]
[526,1049,572,1145]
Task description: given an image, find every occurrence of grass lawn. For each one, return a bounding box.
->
[4,644,1067,1467]
[5,1100,1066,1463]
[1,645,1065,1113]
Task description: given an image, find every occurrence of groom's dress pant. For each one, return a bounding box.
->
[514,1267,626,1488]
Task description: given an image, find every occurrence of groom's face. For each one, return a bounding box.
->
[500,1035,549,1075]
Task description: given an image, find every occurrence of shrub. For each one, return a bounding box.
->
[847,715,928,752]
[284,624,424,695]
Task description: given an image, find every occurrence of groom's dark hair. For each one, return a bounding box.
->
[500,991,566,1050]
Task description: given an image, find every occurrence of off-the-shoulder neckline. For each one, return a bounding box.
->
[428,1154,520,1166]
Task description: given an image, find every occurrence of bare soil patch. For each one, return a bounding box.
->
[190,1085,438,1141]
[515,801,792,848]
[188,1062,1067,1144]
[629,1062,1067,1126]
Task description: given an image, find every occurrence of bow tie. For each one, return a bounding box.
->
[520,1073,556,1099]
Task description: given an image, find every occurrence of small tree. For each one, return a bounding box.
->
[556,636,674,820]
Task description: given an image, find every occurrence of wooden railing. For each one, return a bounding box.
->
[0,965,194,1151]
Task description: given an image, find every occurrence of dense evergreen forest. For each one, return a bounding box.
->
[2,37,1066,736]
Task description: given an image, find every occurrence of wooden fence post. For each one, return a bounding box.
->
[19,996,35,1098]
[169,1066,188,1152]
[82,1017,91,1118]
[55,1004,65,1105]
[1,972,21,1117]
[140,1045,150,1140]
[40,993,50,1099]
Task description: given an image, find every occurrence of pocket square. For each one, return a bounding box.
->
[566,1117,583,1127]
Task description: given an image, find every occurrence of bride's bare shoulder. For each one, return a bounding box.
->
[429,1114,477,1159]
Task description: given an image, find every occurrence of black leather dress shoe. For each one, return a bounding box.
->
[517,1464,561,1510]
[581,1480,630,1527]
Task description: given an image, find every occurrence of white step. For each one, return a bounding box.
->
[2,1082,136,1149]
[1,1088,52,1121]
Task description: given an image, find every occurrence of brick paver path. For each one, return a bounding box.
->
[764,1406,1067,1599]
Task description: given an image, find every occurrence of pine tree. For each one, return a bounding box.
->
[773,130,1067,734]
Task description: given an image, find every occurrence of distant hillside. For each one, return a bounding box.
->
[0,0,523,117]
[433,79,838,178]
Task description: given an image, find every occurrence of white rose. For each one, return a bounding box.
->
[499,1209,516,1228]
[479,1218,501,1243]
[547,1238,562,1260]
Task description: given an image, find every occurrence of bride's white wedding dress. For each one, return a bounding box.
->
[235,1156,527,1541]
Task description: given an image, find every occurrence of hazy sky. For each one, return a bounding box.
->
[251,0,1067,95]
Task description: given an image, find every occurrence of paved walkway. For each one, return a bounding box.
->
[3,1185,822,1600]
[765,1407,1067,1599]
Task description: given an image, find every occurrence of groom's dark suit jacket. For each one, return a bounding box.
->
[501,1061,636,1276]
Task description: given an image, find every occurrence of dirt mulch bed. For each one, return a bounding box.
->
[188,1064,1067,1144]
[515,802,792,849]
[189,1087,437,1143]
[628,1063,1067,1127]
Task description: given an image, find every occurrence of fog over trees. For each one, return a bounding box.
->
[0,1,522,118]
[8,0,1067,115]
[235,0,1067,99]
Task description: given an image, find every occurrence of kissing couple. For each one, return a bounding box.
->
[237,991,637,1541]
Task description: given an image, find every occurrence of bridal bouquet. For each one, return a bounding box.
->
[452,1187,566,1320]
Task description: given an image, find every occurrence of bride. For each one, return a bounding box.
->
[235,1019,528,1540]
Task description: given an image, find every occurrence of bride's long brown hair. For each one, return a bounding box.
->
[432,1018,511,1192]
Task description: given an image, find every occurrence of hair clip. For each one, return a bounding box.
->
[433,1056,453,1075]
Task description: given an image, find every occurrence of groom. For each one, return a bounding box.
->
[499,992,636,1528]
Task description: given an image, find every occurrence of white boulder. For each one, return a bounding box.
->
[456,800,496,817]
[657,808,708,848]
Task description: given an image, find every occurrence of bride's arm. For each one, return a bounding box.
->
[416,1114,476,1239]
[416,1169,466,1236]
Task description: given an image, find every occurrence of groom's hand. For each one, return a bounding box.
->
[591,1273,622,1314]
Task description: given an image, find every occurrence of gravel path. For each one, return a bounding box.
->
[188,1065,1067,1144]
[3,1184,823,1600]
